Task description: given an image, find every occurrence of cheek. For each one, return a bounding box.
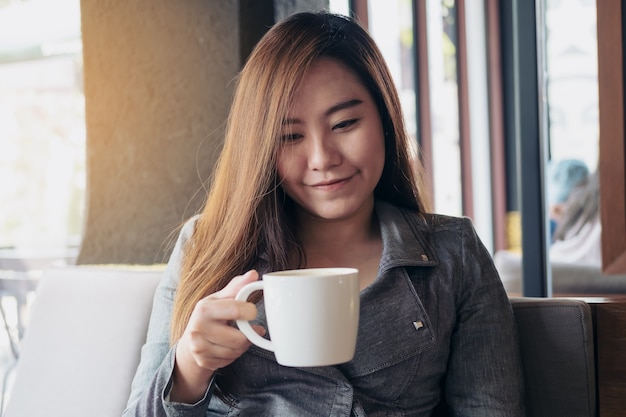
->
[362,134,386,174]
[276,148,297,184]
[276,155,302,201]
[369,138,386,184]
[375,137,386,165]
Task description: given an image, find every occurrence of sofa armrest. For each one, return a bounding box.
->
[510,297,596,417]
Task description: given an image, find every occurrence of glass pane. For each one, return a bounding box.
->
[367,0,418,161]
[328,0,350,16]
[427,0,462,216]
[545,0,598,170]
[0,0,84,256]
[542,0,601,268]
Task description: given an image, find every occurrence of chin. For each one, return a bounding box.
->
[307,200,372,222]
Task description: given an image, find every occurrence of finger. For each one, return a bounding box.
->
[194,298,258,322]
[251,324,266,337]
[211,270,260,300]
[202,323,253,350]
[187,334,249,370]
[203,324,266,359]
[185,319,266,371]
[192,345,246,371]
[189,327,255,368]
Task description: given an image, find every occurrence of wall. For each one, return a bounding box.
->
[77,0,326,265]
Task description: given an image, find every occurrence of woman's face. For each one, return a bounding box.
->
[276,57,385,223]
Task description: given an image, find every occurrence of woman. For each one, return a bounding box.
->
[550,171,601,265]
[124,11,525,416]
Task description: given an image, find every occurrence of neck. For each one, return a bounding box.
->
[296,200,382,268]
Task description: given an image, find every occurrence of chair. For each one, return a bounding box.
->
[3,266,162,417]
[510,297,597,417]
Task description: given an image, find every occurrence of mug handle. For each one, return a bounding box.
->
[235,281,274,352]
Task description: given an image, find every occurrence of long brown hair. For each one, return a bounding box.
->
[170,12,431,342]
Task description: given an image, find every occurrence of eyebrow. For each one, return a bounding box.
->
[282,99,364,125]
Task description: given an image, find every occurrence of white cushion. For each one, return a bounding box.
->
[4,265,162,417]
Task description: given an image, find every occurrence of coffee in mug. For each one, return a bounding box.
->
[235,267,360,367]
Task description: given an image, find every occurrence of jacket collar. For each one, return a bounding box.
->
[375,200,439,272]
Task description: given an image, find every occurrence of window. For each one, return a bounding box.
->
[0,0,84,257]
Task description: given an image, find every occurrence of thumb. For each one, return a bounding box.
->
[211,270,260,300]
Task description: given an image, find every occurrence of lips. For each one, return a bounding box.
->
[310,174,354,190]
[313,178,347,187]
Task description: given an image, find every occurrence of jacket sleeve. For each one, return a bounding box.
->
[444,218,526,416]
[122,216,216,417]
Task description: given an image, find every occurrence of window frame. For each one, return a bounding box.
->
[597,0,626,274]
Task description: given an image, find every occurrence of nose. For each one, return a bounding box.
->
[307,131,341,171]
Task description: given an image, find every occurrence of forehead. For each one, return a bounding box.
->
[287,57,371,113]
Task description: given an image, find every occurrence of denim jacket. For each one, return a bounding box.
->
[124,201,525,417]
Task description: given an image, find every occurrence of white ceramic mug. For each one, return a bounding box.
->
[235,267,360,367]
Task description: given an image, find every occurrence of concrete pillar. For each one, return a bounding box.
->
[77,0,326,265]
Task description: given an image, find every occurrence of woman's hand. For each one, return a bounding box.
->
[170,270,265,404]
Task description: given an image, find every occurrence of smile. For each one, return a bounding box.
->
[310,175,354,191]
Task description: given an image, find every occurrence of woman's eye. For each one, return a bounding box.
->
[280,133,303,142]
[333,119,359,131]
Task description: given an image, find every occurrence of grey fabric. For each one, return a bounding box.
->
[4,266,163,417]
[510,297,596,417]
